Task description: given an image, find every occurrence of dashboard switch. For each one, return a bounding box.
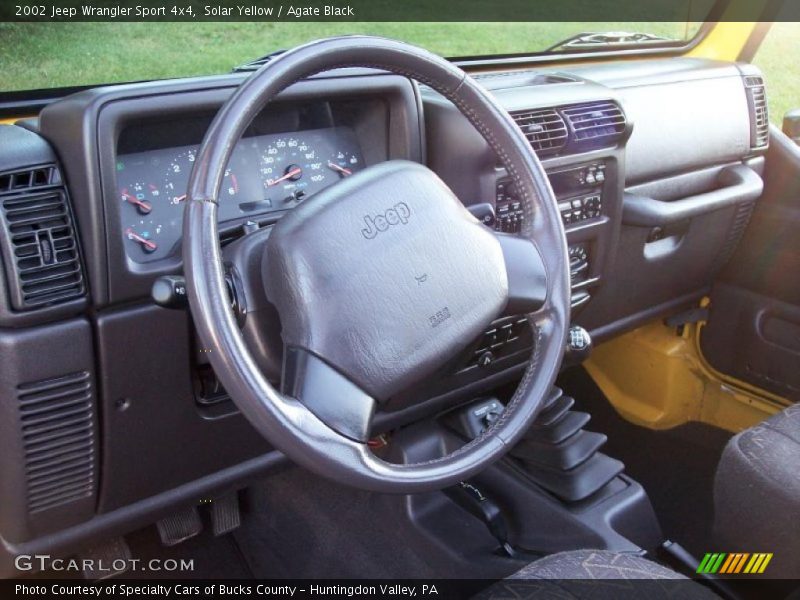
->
[243,220,260,235]
[467,202,496,228]
[477,351,494,368]
[152,276,188,310]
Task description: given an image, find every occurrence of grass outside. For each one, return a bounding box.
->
[0,21,697,86]
[752,22,800,125]
[0,21,797,123]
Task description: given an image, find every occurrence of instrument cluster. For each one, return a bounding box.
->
[116,126,364,262]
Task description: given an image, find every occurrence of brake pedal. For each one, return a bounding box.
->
[211,492,241,536]
[157,505,203,546]
[79,537,131,580]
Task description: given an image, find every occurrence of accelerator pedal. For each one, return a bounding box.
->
[211,492,242,536]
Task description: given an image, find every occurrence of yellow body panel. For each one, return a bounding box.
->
[688,22,758,61]
[585,316,790,433]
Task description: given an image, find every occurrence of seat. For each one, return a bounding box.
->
[714,404,800,578]
[477,549,718,599]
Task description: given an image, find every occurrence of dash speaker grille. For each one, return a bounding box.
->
[18,371,96,513]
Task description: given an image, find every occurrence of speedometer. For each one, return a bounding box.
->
[259,136,329,205]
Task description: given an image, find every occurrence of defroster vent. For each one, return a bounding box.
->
[561,101,626,147]
[19,371,96,513]
[744,75,769,149]
[511,108,568,155]
[0,165,85,310]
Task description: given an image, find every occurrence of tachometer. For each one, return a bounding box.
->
[164,149,240,204]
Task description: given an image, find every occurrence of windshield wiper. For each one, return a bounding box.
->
[233,49,287,72]
[545,31,676,53]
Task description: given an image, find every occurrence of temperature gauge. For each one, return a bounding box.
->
[327,149,361,178]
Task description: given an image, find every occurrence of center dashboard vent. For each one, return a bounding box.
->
[744,75,769,149]
[510,108,569,155]
[561,101,627,146]
[510,101,627,157]
[0,165,85,310]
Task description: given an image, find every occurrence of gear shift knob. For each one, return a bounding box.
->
[564,325,593,365]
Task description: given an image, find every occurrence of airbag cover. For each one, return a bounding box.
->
[264,160,508,400]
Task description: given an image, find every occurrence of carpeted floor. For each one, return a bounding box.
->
[557,367,733,558]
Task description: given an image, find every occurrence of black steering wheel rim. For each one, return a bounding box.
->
[183,36,571,493]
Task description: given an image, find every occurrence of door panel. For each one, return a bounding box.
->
[701,127,800,401]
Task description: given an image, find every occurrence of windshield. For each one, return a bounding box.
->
[0,21,704,92]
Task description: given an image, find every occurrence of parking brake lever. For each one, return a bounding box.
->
[444,481,517,557]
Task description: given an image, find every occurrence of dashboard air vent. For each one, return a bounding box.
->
[561,101,626,147]
[0,166,85,310]
[511,108,568,155]
[744,76,769,149]
[0,166,59,194]
[19,371,96,513]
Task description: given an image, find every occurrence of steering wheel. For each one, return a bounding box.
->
[183,36,570,493]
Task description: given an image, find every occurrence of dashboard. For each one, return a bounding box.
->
[117,126,364,262]
[0,59,769,569]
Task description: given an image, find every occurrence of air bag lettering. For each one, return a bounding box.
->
[361,202,412,239]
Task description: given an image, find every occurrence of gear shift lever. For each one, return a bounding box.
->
[564,325,592,366]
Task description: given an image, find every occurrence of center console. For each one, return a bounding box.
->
[494,158,616,314]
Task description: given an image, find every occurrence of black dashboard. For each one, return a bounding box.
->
[0,56,769,572]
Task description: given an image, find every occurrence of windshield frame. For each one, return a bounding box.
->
[449,21,715,68]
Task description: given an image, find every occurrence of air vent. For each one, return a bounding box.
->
[744,76,769,149]
[0,166,85,310]
[511,108,568,155]
[19,371,96,513]
[0,166,59,194]
[561,101,626,147]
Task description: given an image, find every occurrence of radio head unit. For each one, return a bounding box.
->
[496,161,607,233]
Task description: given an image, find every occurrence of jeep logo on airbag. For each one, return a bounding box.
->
[361,202,411,239]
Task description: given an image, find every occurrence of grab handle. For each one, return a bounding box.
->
[622,164,763,227]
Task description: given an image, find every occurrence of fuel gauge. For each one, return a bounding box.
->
[125,226,158,254]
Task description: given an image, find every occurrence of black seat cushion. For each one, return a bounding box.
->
[714,404,800,578]
[476,550,718,599]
